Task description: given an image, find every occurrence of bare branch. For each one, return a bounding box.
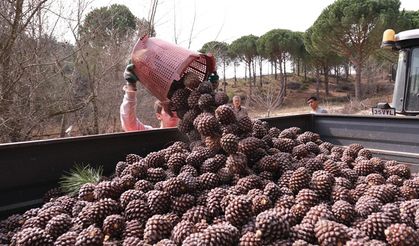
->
[48,94,94,117]
[173,0,177,44]
[251,79,286,117]
[187,1,197,49]
[214,19,225,41]
[148,0,159,36]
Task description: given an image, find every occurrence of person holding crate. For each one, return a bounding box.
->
[120,64,179,131]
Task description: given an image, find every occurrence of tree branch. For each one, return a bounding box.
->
[187,1,197,49]
[48,93,94,117]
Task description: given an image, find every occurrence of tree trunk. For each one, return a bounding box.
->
[0,57,14,142]
[316,68,320,98]
[335,65,339,85]
[60,114,67,138]
[269,61,274,75]
[297,58,301,76]
[388,64,392,83]
[344,63,349,80]
[245,65,247,81]
[304,64,307,81]
[234,61,237,86]
[252,60,256,86]
[223,60,226,91]
[90,82,100,134]
[248,61,252,96]
[324,66,329,96]
[366,62,372,96]
[278,59,282,80]
[259,58,263,87]
[274,60,278,80]
[354,63,362,100]
[283,56,287,97]
[280,73,286,107]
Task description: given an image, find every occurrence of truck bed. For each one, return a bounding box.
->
[1,114,418,217]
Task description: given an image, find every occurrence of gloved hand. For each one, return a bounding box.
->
[124,63,139,84]
[208,72,220,90]
[208,72,219,82]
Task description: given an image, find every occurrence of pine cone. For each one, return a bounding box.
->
[385,223,419,246]
[225,196,253,227]
[314,219,349,246]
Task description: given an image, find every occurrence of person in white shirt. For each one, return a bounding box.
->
[120,64,179,131]
[307,96,328,114]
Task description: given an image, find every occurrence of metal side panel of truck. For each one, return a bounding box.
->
[1,114,418,218]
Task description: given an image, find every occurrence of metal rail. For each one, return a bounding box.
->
[311,114,419,165]
[0,128,186,217]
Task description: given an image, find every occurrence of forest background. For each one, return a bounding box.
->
[1,0,419,143]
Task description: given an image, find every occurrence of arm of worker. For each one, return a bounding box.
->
[120,83,153,131]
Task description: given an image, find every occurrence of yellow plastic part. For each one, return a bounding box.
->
[381,29,396,49]
[382,29,395,42]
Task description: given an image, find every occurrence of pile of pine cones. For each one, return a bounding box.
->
[1,74,419,246]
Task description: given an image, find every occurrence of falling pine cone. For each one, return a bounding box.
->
[215,105,237,125]
[183,71,201,90]
[194,113,221,137]
[220,133,240,154]
[198,93,215,112]
[169,88,190,112]
[238,137,264,156]
[214,91,230,106]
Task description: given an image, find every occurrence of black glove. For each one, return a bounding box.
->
[208,72,219,82]
[124,63,139,84]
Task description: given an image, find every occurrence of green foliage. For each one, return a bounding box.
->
[200,41,231,68]
[59,163,103,195]
[288,31,308,61]
[310,0,400,64]
[257,29,293,61]
[304,27,343,67]
[309,0,400,99]
[398,10,419,30]
[229,35,259,64]
[199,41,228,55]
[79,4,137,47]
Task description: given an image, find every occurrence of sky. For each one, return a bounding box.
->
[50,0,418,78]
[88,0,419,52]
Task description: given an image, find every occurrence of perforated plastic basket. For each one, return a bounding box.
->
[131,35,216,103]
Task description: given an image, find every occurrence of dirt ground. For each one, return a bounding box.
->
[225,74,395,119]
